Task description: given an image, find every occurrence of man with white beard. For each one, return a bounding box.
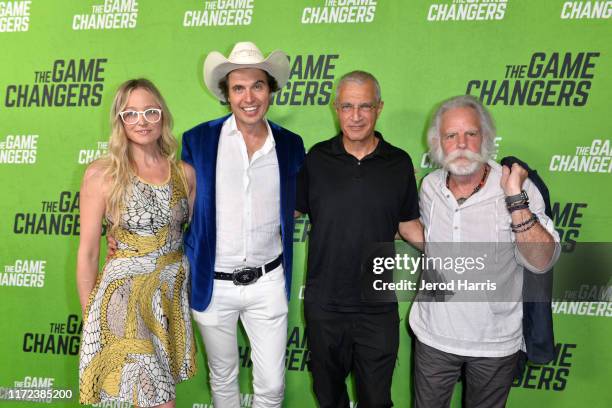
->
[409,95,560,408]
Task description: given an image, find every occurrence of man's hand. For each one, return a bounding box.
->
[106,234,118,260]
[500,163,528,196]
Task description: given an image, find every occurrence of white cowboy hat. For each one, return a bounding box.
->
[203,41,290,102]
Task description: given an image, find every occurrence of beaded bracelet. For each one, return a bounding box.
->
[511,214,538,229]
[512,218,538,233]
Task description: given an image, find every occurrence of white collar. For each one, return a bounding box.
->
[226,114,275,155]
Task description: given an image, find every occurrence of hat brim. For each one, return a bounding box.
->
[204,50,290,102]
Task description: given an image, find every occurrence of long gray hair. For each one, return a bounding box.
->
[427,95,497,166]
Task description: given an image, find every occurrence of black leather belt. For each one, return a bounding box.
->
[214,254,283,285]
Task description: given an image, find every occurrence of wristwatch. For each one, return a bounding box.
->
[505,190,529,206]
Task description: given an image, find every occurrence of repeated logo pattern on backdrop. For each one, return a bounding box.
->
[0,0,30,32]
[426,0,508,21]
[4,59,107,108]
[465,51,600,106]
[183,0,255,27]
[72,0,139,30]
[301,0,378,24]
[1,1,610,407]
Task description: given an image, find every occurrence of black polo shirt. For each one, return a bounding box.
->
[296,132,419,313]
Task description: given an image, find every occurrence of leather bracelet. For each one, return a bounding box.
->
[506,198,528,208]
[508,203,529,212]
[505,190,529,206]
[511,214,538,229]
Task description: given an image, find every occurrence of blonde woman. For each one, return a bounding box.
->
[76,79,196,407]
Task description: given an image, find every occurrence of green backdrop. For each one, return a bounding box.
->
[1,1,610,407]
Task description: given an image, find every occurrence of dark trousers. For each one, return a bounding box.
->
[413,339,519,408]
[305,304,399,408]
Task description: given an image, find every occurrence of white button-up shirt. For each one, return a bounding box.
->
[214,115,282,272]
[409,160,561,357]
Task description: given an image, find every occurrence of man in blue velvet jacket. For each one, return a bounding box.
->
[181,42,305,408]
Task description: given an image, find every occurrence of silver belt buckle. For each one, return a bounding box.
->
[232,267,259,285]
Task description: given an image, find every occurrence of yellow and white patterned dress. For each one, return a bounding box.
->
[79,166,196,407]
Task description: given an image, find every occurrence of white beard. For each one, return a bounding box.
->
[443,149,487,176]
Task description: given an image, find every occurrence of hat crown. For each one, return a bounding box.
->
[203,41,290,102]
[228,42,265,63]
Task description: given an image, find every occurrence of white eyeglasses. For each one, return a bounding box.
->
[118,108,162,125]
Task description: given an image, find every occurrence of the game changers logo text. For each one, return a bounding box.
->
[549,139,611,173]
[1,259,46,288]
[271,54,338,106]
[0,1,30,32]
[78,141,108,164]
[552,201,587,252]
[0,134,38,164]
[5,59,107,108]
[466,52,599,106]
[301,0,377,24]
[13,191,82,236]
[427,0,507,21]
[512,343,576,391]
[183,0,254,27]
[560,1,611,19]
[72,0,139,30]
[23,315,82,355]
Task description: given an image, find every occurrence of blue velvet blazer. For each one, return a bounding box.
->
[181,115,305,311]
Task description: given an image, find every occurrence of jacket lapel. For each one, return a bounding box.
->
[201,117,227,262]
[271,122,289,238]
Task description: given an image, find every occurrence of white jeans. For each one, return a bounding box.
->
[192,266,288,408]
